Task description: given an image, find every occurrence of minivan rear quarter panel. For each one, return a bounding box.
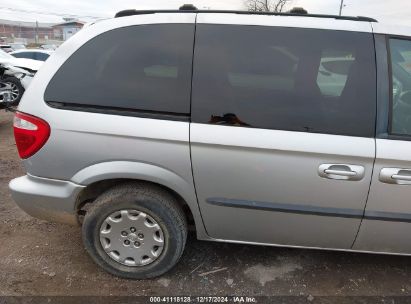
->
[15,13,208,237]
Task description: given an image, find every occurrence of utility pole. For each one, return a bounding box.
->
[35,20,39,44]
[339,0,344,16]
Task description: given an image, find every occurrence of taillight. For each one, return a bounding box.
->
[13,112,50,159]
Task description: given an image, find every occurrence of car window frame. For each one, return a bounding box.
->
[380,34,411,141]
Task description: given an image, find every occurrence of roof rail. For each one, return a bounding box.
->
[114,8,377,23]
[179,4,198,11]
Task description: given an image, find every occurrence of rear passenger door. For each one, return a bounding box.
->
[354,34,411,253]
[190,15,376,249]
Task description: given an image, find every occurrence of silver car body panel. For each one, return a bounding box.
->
[208,237,411,257]
[354,139,411,253]
[19,102,207,237]
[9,174,84,225]
[190,123,375,249]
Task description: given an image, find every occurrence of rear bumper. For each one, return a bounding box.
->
[9,174,85,225]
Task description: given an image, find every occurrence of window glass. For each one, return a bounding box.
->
[317,49,354,97]
[13,52,34,59]
[36,52,50,61]
[27,52,36,60]
[192,25,376,137]
[390,39,411,136]
[45,24,194,114]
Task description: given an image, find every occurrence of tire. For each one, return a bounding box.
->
[4,77,25,105]
[82,182,187,279]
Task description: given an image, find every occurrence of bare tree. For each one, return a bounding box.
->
[245,0,292,12]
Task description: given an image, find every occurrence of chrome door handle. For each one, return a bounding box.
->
[318,164,365,181]
[392,175,411,181]
[324,169,357,177]
[380,168,411,185]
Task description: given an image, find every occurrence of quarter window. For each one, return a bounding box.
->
[45,24,195,114]
[389,38,411,136]
[191,25,376,137]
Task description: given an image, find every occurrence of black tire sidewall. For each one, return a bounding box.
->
[82,190,185,279]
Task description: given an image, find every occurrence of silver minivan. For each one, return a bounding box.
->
[9,7,411,279]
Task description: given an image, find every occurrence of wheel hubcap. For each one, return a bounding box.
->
[99,209,164,267]
[6,83,19,102]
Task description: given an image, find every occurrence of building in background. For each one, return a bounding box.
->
[0,19,54,43]
[0,18,85,44]
[52,19,86,41]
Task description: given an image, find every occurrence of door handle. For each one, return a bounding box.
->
[392,174,411,181]
[318,164,365,181]
[380,168,411,185]
[324,169,357,177]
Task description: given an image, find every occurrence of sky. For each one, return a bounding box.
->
[0,0,410,26]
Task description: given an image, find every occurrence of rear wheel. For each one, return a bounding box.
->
[4,77,24,105]
[82,183,187,279]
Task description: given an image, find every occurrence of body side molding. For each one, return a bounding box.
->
[207,197,411,223]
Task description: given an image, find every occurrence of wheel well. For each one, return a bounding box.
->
[75,179,196,230]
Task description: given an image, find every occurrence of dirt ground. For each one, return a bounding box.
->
[1,111,411,299]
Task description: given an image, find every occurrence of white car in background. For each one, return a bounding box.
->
[9,43,26,51]
[0,49,43,104]
[41,44,58,50]
[11,49,53,62]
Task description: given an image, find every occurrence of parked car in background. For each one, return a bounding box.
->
[11,49,53,62]
[0,82,12,110]
[0,45,13,53]
[1,63,36,104]
[40,44,58,50]
[0,49,42,69]
[9,43,26,51]
[8,7,411,280]
[0,50,42,104]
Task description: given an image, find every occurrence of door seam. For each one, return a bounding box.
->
[350,138,377,248]
[188,14,211,236]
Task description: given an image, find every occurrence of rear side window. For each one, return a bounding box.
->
[45,24,194,114]
[191,25,376,137]
[389,38,411,136]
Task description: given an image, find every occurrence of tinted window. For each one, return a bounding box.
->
[13,52,35,59]
[192,25,376,137]
[45,24,194,114]
[35,52,50,61]
[317,49,355,97]
[11,52,24,58]
[389,38,411,136]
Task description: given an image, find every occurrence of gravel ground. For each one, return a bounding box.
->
[1,111,411,299]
